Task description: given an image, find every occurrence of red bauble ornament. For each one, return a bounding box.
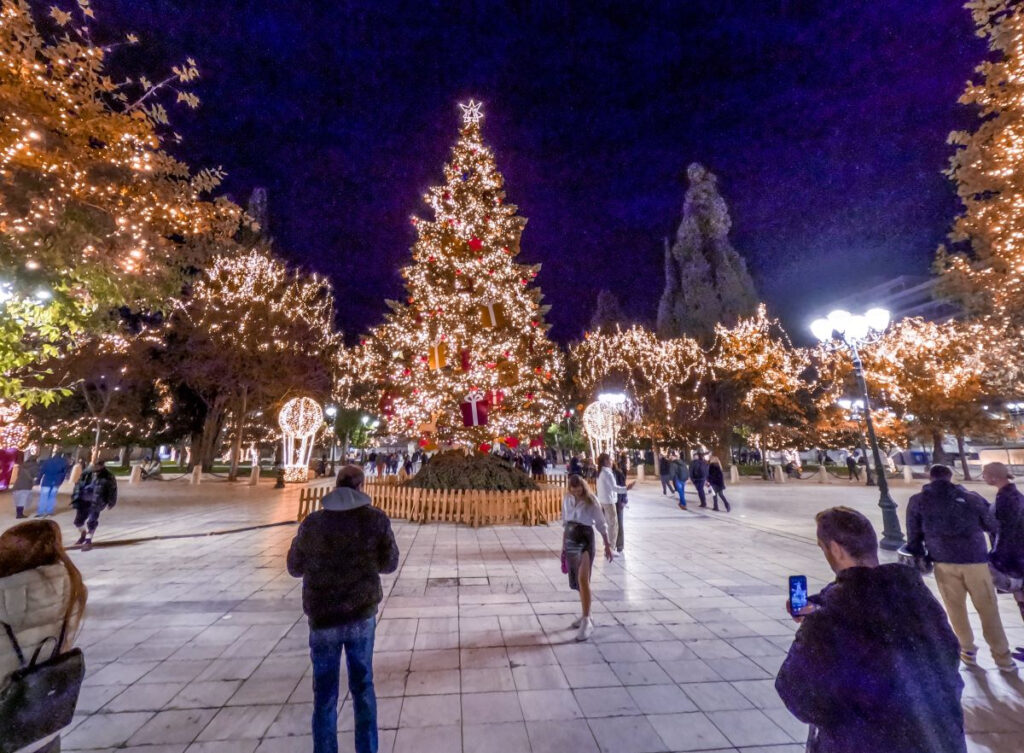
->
[505,436,520,449]
[479,442,492,454]
[468,237,483,251]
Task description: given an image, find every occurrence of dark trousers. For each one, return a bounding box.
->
[711,485,729,510]
[310,616,378,753]
[692,478,707,507]
[660,475,673,494]
[73,501,104,533]
[615,500,625,551]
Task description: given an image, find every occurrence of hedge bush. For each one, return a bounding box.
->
[407,451,539,491]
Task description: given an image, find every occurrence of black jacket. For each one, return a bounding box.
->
[776,564,965,753]
[72,467,117,509]
[287,487,400,629]
[906,480,996,564]
[991,483,1024,578]
[690,458,709,480]
[658,456,670,477]
[708,463,725,490]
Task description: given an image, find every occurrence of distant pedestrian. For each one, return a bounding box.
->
[690,450,709,508]
[530,453,546,480]
[287,466,399,753]
[12,454,39,518]
[612,458,628,554]
[568,454,582,476]
[776,507,966,753]
[658,452,672,495]
[561,474,613,641]
[596,453,631,550]
[906,464,1015,671]
[72,459,118,551]
[846,451,860,482]
[707,455,731,512]
[981,462,1024,660]
[35,453,69,518]
[669,452,689,509]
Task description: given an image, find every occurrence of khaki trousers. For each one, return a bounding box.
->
[600,503,617,552]
[933,562,1011,664]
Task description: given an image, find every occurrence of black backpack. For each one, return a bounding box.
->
[73,473,97,506]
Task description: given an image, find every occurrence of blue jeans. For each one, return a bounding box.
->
[674,479,687,508]
[310,615,377,753]
[37,485,59,515]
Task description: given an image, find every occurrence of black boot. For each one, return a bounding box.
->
[15,507,25,519]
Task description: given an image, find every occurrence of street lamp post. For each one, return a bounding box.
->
[811,308,905,550]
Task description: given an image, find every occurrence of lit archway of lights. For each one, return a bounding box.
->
[582,401,625,458]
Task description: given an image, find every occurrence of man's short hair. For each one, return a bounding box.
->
[815,506,878,560]
[983,461,1014,480]
[336,465,364,489]
[929,464,953,481]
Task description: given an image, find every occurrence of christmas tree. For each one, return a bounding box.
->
[938,1,1024,319]
[365,101,563,449]
[657,163,757,343]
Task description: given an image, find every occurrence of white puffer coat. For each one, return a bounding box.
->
[0,563,71,682]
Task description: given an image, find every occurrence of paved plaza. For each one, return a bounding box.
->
[6,475,1024,752]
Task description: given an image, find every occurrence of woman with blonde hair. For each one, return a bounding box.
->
[561,474,613,641]
[1,520,88,753]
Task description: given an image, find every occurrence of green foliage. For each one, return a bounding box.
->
[406,450,538,491]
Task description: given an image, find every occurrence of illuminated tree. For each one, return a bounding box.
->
[570,325,704,447]
[0,1,242,403]
[937,1,1024,319]
[657,163,757,343]
[165,248,338,474]
[364,101,563,448]
[704,305,811,470]
[858,317,1010,478]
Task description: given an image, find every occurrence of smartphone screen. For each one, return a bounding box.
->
[789,575,808,613]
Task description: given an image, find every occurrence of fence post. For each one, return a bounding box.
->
[817,466,828,484]
[248,463,260,486]
[129,465,143,485]
[729,465,740,484]
[903,464,913,484]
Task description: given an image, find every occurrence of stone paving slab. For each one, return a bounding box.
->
[3,477,1023,751]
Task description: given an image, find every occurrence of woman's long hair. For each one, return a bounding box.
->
[597,452,611,469]
[0,520,88,645]
[567,474,599,507]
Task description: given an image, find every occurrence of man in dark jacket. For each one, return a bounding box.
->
[906,464,1014,670]
[72,459,118,551]
[669,452,689,510]
[982,462,1024,659]
[658,453,672,495]
[288,466,399,753]
[776,506,965,753]
[689,450,709,508]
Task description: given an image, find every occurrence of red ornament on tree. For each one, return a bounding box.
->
[468,237,483,251]
[505,436,520,449]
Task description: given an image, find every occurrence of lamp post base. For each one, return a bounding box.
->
[877,491,905,551]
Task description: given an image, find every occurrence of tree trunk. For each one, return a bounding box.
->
[956,434,972,481]
[120,445,132,470]
[227,387,248,482]
[932,430,948,465]
[198,405,227,472]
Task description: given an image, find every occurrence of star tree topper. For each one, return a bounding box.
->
[459,99,483,126]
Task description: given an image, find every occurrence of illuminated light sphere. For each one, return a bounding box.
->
[582,401,624,458]
[278,397,323,483]
[809,318,833,343]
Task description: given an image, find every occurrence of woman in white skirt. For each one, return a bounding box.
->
[562,474,613,641]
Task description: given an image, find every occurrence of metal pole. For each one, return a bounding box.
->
[856,414,874,486]
[850,342,905,550]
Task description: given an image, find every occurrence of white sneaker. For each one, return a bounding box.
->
[570,615,583,629]
[575,617,593,642]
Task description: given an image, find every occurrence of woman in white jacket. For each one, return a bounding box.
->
[1,520,88,753]
[562,475,613,641]
[595,453,633,552]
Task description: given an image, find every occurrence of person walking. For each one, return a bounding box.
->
[846,451,860,482]
[669,452,689,510]
[612,456,628,555]
[658,452,672,495]
[596,453,632,551]
[71,459,118,552]
[287,466,400,753]
[12,453,39,519]
[776,507,966,753]
[981,462,1024,660]
[1,519,89,753]
[707,455,731,512]
[561,474,614,641]
[905,464,1015,671]
[689,450,709,508]
[34,453,69,518]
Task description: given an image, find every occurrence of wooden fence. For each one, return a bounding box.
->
[297,482,564,527]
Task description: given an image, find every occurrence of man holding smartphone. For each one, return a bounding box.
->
[776,507,966,753]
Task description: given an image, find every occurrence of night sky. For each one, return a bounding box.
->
[91,0,986,342]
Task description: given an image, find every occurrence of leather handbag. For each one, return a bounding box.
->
[0,619,85,753]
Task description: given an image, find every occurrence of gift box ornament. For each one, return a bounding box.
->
[427,342,448,370]
[485,389,504,407]
[460,392,489,427]
[479,301,507,329]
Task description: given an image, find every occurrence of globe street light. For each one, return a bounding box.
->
[811,307,905,550]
